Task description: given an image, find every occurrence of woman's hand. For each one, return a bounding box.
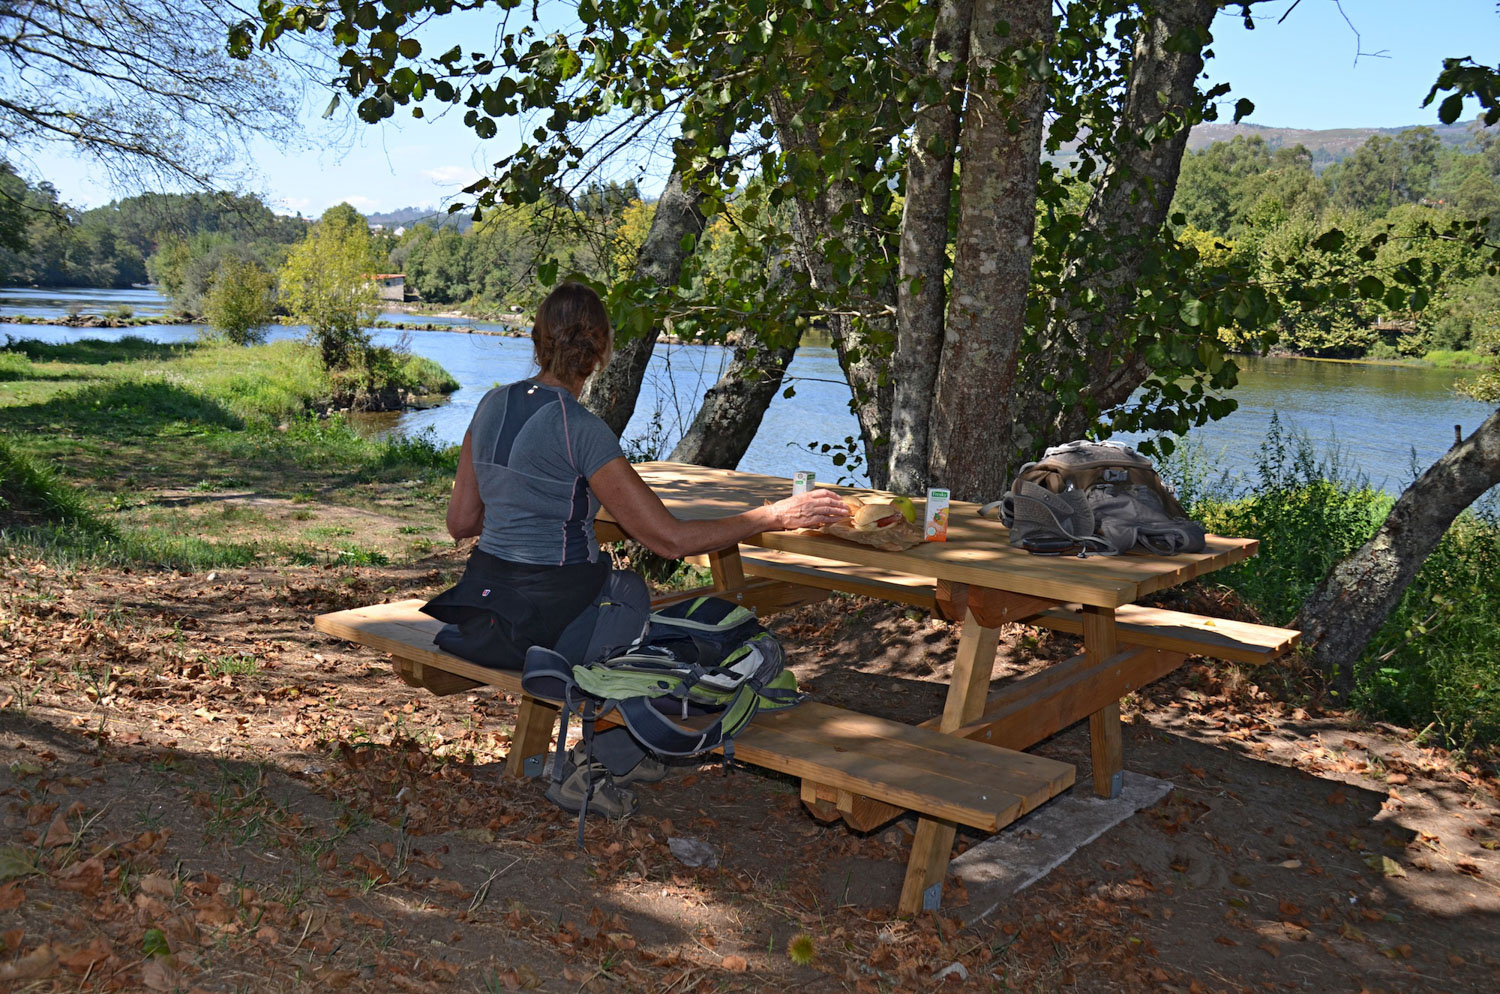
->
[768,489,851,531]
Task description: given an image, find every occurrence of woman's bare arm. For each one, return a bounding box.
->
[446,431,484,540]
[588,457,848,559]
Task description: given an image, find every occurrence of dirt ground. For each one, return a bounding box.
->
[2,545,1499,994]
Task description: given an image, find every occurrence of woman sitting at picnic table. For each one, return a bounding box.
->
[423,281,849,818]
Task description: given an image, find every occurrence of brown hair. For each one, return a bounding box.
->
[533,282,611,384]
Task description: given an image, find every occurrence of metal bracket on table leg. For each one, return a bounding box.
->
[522,753,547,779]
[1108,770,1124,798]
[923,882,943,911]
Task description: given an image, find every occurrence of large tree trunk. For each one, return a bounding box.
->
[925,0,1051,502]
[887,0,973,495]
[770,94,896,490]
[1011,0,1220,462]
[582,172,709,435]
[668,342,798,469]
[1297,410,1500,693]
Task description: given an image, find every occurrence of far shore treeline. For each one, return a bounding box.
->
[5,121,1500,363]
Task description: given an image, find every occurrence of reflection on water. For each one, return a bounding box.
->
[0,286,172,319]
[5,286,1493,495]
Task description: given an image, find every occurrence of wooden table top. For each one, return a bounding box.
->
[605,461,1258,609]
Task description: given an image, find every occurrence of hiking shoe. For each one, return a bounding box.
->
[544,762,638,820]
[567,743,668,787]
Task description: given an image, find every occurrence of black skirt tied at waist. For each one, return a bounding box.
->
[421,548,608,670]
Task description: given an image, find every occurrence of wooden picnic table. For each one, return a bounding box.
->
[318,459,1286,916]
[598,461,1264,911]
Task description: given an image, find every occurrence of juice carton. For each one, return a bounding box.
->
[924,487,950,541]
[792,471,815,495]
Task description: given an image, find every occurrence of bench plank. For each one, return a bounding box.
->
[1032,603,1299,665]
[731,703,1072,832]
[716,548,939,609]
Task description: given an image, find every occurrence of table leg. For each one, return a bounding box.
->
[1082,605,1124,798]
[898,612,1001,914]
[707,546,746,590]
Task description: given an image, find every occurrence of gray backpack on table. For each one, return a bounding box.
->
[981,440,1207,557]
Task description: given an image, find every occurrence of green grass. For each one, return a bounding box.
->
[1410,349,1493,370]
[1166,418,1500,751]
[0,336,461,569]
[0,352,33,380]
[0,436,108,532]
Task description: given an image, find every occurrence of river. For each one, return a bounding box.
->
[4,286,1494,498]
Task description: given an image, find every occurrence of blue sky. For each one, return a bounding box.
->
[22,0,1500,215]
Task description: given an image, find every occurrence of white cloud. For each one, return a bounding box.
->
[422,165,479,187]
[341,194,381,212]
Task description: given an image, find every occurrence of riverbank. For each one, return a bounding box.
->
[1260,347,1493,370]
[1,312,190,329]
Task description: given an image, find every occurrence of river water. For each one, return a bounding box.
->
[4,286,1494,497]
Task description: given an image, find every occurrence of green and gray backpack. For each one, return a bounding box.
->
[522,594,803,777]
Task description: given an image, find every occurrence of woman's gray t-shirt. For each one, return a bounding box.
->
[468,380,624,565]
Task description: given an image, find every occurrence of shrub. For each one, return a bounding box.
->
[1174,416,1500,750]
[203,256,275,345]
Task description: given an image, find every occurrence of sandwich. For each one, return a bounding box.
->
[842,496,910,532]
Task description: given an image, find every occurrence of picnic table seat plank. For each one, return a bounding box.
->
[729,703,1073,832]
[315,600,524,695]
[1031,603,1300,665]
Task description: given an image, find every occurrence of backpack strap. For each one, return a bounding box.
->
[610,681,764,758]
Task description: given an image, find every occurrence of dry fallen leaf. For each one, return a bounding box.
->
[142,958,187,992]
[42,812,75,848]
[0,943,57,982]
[721,955,750,972]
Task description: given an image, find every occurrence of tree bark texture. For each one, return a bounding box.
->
[667,342,799,469]
[582,172,708,435]
[926,0,1050,503]
[770,93,896,489]
[1296,408,1500,692]
[1012,0,1219,460]
[888,0,974,495]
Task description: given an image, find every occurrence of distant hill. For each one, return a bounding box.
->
[365,123,1492,219]
[1183,120,1486,166]
[366,205,472,233]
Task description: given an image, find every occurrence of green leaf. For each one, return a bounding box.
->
[1179,298,1206,327]
[1311,229,1345,253]
[1355,275,1384,299]
[1232,97,1255,123]
[142,929,171,958]
[0,845,37,881]
[537,259,559,286]
[1438,93,1465,125]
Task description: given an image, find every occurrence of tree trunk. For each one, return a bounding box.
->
[770,94,896,490]
[926,0,1051,502]
[887,0,973,495]
[1296,409,1500,694]
[1012,0,1220,460]
[667,342,798,469]
[582,172,708,435]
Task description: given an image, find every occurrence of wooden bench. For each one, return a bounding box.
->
[710,546,1299,667]
[313,598,1076,907]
